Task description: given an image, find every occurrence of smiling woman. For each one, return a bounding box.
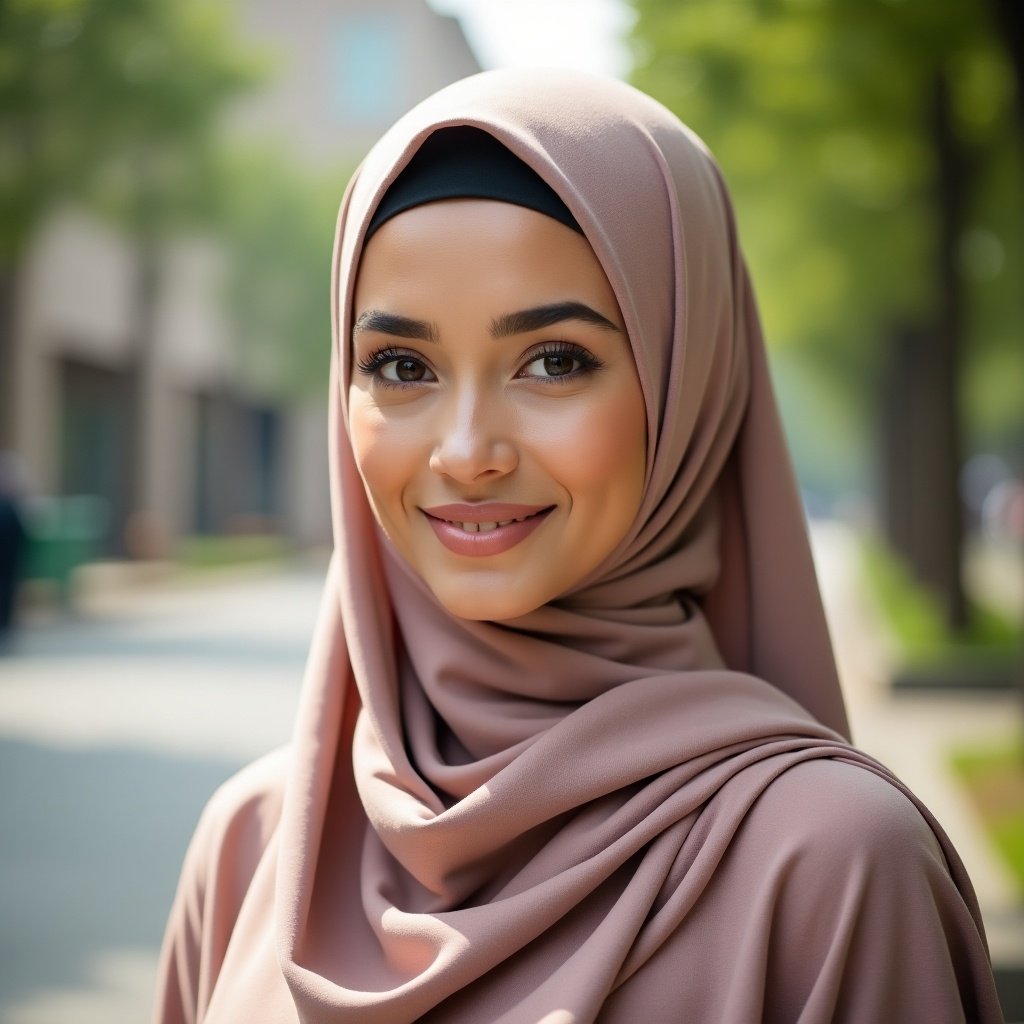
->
[349,194,646,621]
[153,70,1004,1024]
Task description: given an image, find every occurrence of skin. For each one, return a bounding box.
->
[348,198,647,621]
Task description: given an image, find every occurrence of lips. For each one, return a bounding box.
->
[421,503,554,556]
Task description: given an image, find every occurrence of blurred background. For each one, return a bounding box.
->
[0,0,1021,1020]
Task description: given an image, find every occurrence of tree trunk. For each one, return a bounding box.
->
[879,73,969,634]
[123,189,164,559]
[988,0,1024,135]
[879,320,926,574]
[928,71,969,632]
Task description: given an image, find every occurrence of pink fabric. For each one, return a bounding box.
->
[154,69,1003,1023]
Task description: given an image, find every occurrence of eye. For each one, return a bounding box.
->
[381,356,431,382]
[526,354,579,378]
[518,343,603,382]
[356,346,436,386]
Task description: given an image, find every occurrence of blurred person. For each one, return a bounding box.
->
[154,71,1003,1023]
[0,452,28,644]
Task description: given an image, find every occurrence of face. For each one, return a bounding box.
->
[348,198,647,621]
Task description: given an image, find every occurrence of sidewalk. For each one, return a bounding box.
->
[0,559,323,1024]
[810,521,1024,977]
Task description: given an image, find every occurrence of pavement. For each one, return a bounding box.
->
[0,523,1020,1023]
[0,557,323,1024]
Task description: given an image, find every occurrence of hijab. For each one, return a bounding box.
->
[154,68,1002,1024]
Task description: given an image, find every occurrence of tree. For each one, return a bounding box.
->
[0,0,265,545]
[630,0,1023,632]
[215,145,347,404]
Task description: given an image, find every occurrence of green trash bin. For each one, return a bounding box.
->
[23,495,109,604]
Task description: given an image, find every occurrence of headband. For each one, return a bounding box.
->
[365,125,583,239]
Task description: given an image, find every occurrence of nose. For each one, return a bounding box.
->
[428,387,518,484]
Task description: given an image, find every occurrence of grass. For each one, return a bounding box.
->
[175,534,294,570]
[860,539,1021,666]
[949,737,1024,895]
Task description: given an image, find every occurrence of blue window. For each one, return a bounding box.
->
[331,14,403,125]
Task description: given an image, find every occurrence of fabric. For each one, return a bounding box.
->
[153,69,1004,1024]
[366,125,582,239]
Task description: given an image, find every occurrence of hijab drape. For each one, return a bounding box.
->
[154,69,1003,1024]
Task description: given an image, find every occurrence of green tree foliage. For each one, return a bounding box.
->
[0,0,268,452]
[629,0,1022,446]
[630,0,1023,631]
[0,0,341,401]
[0,0,266,257]
[216,145,349,401]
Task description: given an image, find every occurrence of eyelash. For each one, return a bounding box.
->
[524,342,605,382]
[355,342,604,388]
[355,345,416,384]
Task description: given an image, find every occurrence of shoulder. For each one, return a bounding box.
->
[748,754,946,868]
[728,757,999,1021]
[187,746,290,884]
[609,755,999,1022]
[198,745,290,833]
[731,753,969,966]
[169,745,291,944]
[154,748,291,1024]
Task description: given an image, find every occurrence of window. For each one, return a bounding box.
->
[331,13,404,126]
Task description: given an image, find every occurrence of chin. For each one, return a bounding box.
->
[430,581,545,623]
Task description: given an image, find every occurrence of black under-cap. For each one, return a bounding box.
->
[366,126,582,240]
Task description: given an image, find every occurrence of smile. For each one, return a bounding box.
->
[446,514,533,533]
[421,503,554,556]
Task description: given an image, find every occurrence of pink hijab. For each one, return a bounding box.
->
[154,69,1003,1023]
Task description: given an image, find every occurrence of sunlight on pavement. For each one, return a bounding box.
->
[0,667,301,760]
[4,949,156,1024]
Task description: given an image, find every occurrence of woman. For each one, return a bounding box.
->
[154,69,1003,1023]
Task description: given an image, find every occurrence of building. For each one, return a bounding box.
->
[7,0,479,557]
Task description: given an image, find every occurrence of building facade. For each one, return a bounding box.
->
[8,0,479,556]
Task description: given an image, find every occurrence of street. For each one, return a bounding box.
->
[0,559,326,1023]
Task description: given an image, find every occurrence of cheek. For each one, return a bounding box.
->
[542,382,647,514]
[347,393,419,516]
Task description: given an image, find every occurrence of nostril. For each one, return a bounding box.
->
[428,415,518,481]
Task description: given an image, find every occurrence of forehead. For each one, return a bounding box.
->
[353,198,623,325]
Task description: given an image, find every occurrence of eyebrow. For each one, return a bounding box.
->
[352,309,439,343]
[491,301,621,337]
[352,301,621,343]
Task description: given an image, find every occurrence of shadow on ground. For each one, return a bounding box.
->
[0,738,242,1013]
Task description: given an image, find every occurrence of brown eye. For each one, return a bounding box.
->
[542,355,576,377]
[521,349,592,380]
[382,357,430,382]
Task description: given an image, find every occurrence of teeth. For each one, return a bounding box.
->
[453,515,529,533]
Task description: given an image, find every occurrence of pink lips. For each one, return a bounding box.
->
[421,502,554,557]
